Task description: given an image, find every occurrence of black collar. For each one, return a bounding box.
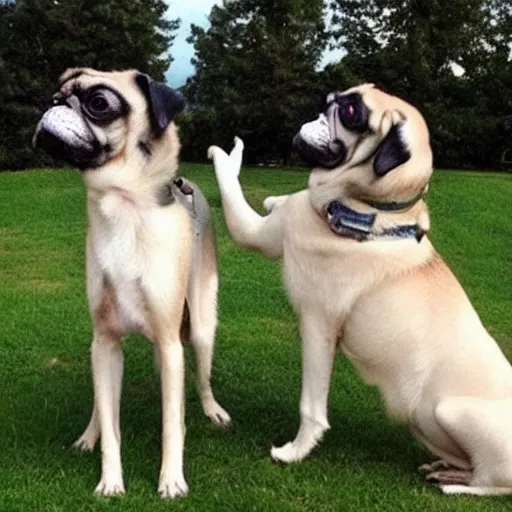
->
[361,187,427,212]
[325,200,425,242]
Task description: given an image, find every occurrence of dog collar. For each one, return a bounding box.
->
[157,177,196,207]
[361,187,427,212]
[157,180,176,206]
[325,200,424,242]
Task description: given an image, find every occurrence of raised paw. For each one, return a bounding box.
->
[208,136,245,186]
[94,476,125,497]
[230,136,244,156]
[158,474,189,499]
[207,145,223,162]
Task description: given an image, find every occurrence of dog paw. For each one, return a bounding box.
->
[72,436,96,452]
[231,136,244,153]
[424,468,473,486]
[418,459,451,474]
[207,145,223,161]
[263,196,278,213]
[208,137,244,185]
[158,474,189,499]
[94,476,125,497]
[271,442,305,464]
[208,146,236,184]
[263,195,289,213]
[437,484,473,495]
[203,400,232,428]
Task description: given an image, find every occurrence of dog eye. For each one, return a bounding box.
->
[83,88,124,121]
[89,94,109,113]
[339,103,356,120]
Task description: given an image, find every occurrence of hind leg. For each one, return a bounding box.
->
[433,396,512,496]
[73,397,100,452]
[188,271,231,427]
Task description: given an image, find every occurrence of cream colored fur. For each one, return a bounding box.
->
[208,85,512,496]
[51,68,230,499]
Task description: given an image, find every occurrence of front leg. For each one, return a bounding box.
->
[77,254,125,495]
[143,218,192,499]
[91,332,125,495]
[271,310,337,463]
[208,137,284,259]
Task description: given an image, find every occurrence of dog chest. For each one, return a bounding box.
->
[88,195,191,336]
[94,217,149,282]
[89,215,151,335]
[279,194,366,317]
[92,194,187,280]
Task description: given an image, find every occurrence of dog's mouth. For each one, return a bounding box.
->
[33,106,106,169]
[293,114,347,169]
[293,133,346,169]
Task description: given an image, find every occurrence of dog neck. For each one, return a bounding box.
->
[323,194,428,242]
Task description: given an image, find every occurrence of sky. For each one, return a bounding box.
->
[164,0,343,88]
[165,0,219,88]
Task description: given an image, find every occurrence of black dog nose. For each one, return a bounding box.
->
[52,92,66,105]
[326,91,343,105]
[51,92,81,111]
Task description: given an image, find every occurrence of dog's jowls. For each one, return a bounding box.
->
[34,68,231,499]
[209,84,512,496]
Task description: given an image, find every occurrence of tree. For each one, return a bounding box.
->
[182,0,328,165]
[328,0,512,168]
[0,0,180,169]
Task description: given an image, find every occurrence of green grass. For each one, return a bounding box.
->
[0,164,510,511]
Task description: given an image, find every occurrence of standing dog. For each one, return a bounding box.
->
[33,68,231,498]
[208,84,512,496]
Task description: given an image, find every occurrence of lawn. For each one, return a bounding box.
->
[0,164,510,511]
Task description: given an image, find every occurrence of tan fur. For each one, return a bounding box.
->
[309,86,433,232]
[39,68,231,499]
[209,85,512,496]
[93,277,121,339]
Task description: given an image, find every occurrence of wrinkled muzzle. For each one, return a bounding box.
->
[293,112,347,169]
[33,106,104,169]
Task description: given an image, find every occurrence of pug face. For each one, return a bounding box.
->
[294,84,433,213]
[294,89,373,169]
[33,68,185,191]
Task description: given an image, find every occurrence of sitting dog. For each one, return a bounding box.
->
[208,84,512,496]
[33,68,231,498]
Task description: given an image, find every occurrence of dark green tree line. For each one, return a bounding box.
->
[327,0,512,168]
[183,0,511,169]
[0,0,510,170]
[180,0,327,164]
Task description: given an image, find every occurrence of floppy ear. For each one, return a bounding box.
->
[135,73,186,137]
[373,114,411,177]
